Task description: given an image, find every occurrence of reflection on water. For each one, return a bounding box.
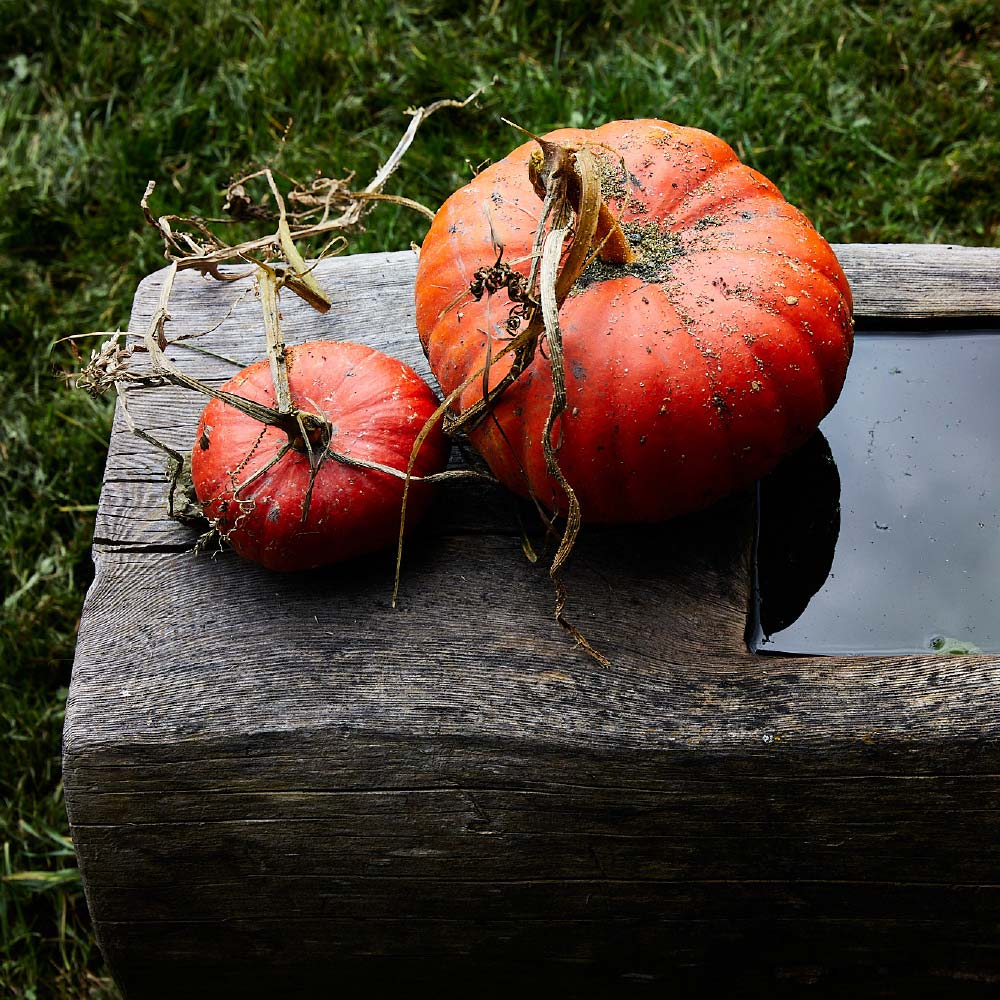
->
[753,431,840,644]
[757,331,1000,656]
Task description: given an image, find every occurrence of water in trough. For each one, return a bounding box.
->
[752,329,1000,656]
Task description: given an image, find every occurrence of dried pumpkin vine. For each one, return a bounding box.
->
[400,125,638,665]
[77,93,484,555]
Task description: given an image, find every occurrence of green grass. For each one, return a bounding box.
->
[1,0,997,994]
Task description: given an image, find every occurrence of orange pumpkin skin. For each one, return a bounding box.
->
[415,119,853,522]
[190,341,449,571]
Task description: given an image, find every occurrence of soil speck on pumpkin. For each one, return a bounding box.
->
[572,220,684,293]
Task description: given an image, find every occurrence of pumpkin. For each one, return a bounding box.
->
[190,340,449,571]
[415,119,853,522]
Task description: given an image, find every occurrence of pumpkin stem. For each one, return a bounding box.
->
[528,144,637,267]
[259,264,334,453]
[286,412,332,453]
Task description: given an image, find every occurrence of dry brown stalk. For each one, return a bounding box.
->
[79,91,488,553]
[397,130,635,665]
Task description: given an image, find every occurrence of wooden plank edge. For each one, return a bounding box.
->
[832,243,1000,319]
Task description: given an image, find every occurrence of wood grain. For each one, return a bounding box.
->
[65,246,1000,997]
[834,242,1000,318]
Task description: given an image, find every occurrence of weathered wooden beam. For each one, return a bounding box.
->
[65,246,1000,997]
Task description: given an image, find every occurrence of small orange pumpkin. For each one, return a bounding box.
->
[190,341,449,571]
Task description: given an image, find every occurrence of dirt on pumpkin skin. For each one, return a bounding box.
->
[596,155,631,203]
[571,219,686,292]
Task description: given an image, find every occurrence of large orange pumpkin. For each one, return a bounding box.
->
[415,119,853,522]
